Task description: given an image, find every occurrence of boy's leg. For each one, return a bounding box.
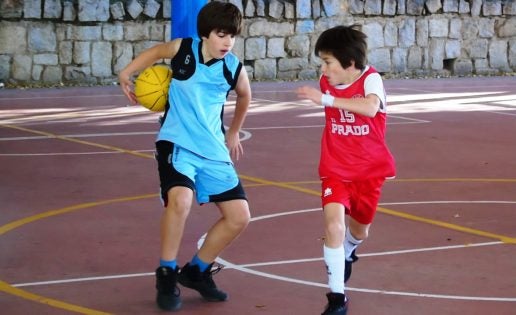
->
[343,177,383,283]
[156,186,193,310]
[343,218,369,282]
[322,202,348,315]
[160,186,194,260]
[198,199,250,260]
[178,199,250,301]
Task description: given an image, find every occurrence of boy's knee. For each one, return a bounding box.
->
[166,196,192,218]
[349,227,369,241]
[226,206,250,231]
[326,221,345,240]
[232,210,250,229]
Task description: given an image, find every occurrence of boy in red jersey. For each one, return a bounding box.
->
[297,25,396,315]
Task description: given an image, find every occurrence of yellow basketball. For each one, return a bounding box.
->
[134,65,173,112]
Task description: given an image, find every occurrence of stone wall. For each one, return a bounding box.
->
[0,0,515,86]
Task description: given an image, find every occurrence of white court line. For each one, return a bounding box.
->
[0,94,123,101]
[0,150,154,157]
[0,131,157,141]
[10,202,516,301]
[0,129,251,157]
[487,110,516,117]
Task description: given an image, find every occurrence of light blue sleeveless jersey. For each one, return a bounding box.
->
[157,38,241,163]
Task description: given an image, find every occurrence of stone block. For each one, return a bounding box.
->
[407,46,422,69]
[503,1,516,15]
[458,0,470,14]
[429,38,445,70]
[296,20,314,34]
[469,39,488,58]
[42,66,63,83]
[399,19,416,47]
[443,0,459,12]
[406,0,425,15]
[509,40,516,67]
[254,58,276,80]
[163,0,171,19]
[12,54,32,81]
[78,0,109,22]
[429,19,448,37]
[24,0,42,19]
[296,0,311,18]
[278,57,309,71]
[59,41,73,64]
[322,0,341,17]
[489,40,509,70]
[103,24,124,41]
[416,19,428,47]
[384,21,398,47]
[74,41,90,64]
[478,18,495,38]
[268,0,284,19]
[114,42,133,74]
[267,38,286,58]
[63,1,77,21]
[453,59,473,76]
[144,0,160,18]
[34,53,59,65]
[127,0,144,19]
[425,0,442,13]
[364,0,382,15]
[28,25,57,52]
[483,1,502,16]
[498,18,516,38]
[44,0,62,19]
[0,23,27,54]
[368,48,391,72]
[0,0,23,18]
[445,39,461,59]
[245,37,266,60]
[349,0,364,14]
[392,48,408,72]
[383,0,397,15]
[287,35,310,57]
[92,42,112,77]
[362,22,384,49]
[110,2,126,20]
[0,55,11,80]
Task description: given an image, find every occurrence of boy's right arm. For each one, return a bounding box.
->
[118,39,181,104]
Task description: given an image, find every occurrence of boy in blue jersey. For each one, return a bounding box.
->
[118,1,251,311]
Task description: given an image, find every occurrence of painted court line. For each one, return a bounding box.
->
[12,240,511,304]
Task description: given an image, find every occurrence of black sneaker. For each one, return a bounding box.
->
[322,292,348,315]
[344,249,359,283]
[155,266,181,311]
[178,263,228,302]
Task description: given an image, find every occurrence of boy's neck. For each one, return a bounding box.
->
[200,41,215,64]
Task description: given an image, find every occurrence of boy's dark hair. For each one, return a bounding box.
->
[315,25,368,70]
[197,1,243,38]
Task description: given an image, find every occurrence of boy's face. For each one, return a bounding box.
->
[202,30,236,60]
[319,51,357,86]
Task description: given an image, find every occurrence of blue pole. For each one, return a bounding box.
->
[171,0,207,40]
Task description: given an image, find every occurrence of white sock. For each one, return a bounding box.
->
[344,228,362,261]
[323,244,345,293]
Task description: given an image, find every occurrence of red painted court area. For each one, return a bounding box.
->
[0,77,515,315]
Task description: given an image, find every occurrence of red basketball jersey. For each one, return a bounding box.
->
[319,66,396,180]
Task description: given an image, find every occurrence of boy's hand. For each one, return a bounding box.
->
[118,71,137,105]
[226,130,243,161]
[296,86,323,106]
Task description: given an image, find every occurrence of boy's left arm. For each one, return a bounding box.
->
[297,85,380,118]
[226,66,251,161]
